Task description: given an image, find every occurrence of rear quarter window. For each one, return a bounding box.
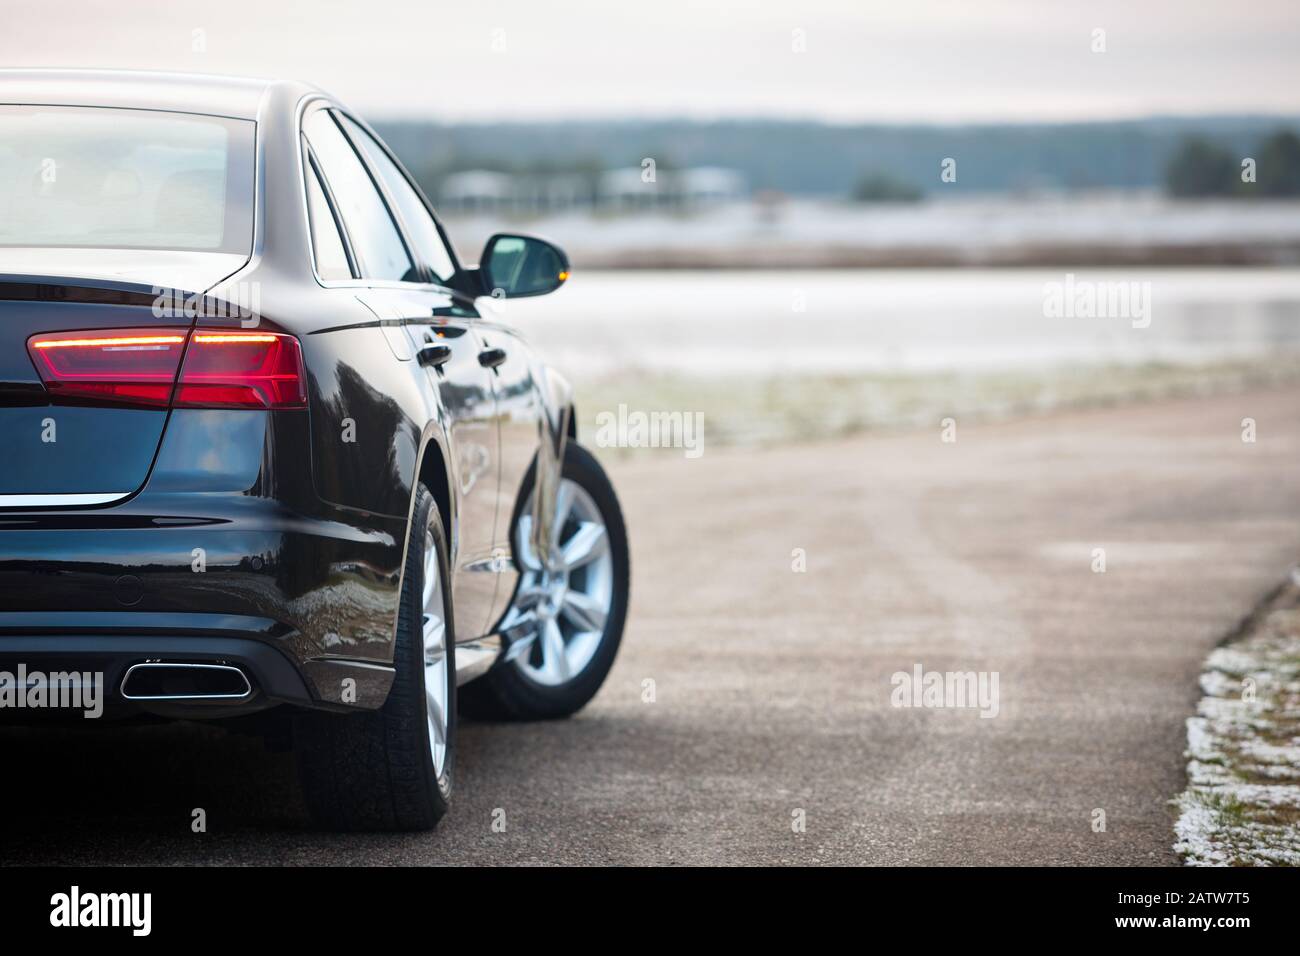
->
[304,154,353,281]
[302,109,415,283]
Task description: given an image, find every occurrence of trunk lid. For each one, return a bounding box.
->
[0,274,200,502]
[0,248,248,294]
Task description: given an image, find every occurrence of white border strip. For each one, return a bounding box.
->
[0,492,131,508]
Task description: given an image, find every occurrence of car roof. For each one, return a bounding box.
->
[0,69,321,121]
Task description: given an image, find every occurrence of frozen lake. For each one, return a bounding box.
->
[493,268,1300,378]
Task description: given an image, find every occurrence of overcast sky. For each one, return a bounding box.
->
[3,0,1299,123]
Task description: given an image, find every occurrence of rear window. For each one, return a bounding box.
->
[0,105,254,254]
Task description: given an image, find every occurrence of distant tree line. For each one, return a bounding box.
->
[1165,131,1300,197]
[373,117,1300,201]
[851,173,923,203]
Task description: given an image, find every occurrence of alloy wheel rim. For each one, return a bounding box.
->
[505,478,614,687]
[421,532,449,778]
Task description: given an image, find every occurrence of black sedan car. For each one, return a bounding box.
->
[0,70,630,830]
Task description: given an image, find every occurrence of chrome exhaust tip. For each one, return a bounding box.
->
[120,662,253,701]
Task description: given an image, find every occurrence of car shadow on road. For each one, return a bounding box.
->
[0,719,308,851]
[0,707,639,864]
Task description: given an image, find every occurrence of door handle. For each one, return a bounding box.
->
[417,344,453,367]
[478,347,507,369]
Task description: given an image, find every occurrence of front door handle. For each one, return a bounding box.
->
[417,344,453,367]
[478,347,507,369]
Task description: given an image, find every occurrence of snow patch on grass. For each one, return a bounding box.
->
[1173,579,1300,866]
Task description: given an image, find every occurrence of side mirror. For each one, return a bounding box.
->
[479,233,569,299]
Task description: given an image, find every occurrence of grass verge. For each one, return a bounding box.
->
[1173,573,1300,866]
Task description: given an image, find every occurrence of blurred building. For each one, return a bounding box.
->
[439,166,746,214]
[597,166,746,211]
[678,167,747,205]
[438,171,513,214]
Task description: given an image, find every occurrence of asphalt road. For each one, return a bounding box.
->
[3,386,1299,865]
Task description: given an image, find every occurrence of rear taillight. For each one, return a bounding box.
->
[27,329,187,407]
[27,328,307,410]
[174,332,307,409]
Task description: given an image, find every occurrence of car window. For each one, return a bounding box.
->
[302,109,414,283]
[303,154,352,281]
[0,105,253,253]
[337,114,457,284]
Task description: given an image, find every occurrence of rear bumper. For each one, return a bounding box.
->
[0,617,397,721]
[0,403,411,718]
[0,628,311,719]
[0,503,405,717]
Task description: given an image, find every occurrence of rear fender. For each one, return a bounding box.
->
[384,421,457,649]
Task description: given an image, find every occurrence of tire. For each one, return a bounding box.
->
[294,484,455,830]
[460,442,629,721]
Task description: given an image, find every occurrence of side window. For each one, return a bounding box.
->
[303,154,352,280]
[302,109,415,283]
[337,114,457,284]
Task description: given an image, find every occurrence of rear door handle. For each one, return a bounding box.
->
[478,347,507,369]
[417,344,453,367]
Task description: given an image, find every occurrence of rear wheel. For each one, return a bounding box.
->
[295,484,455,830]
[460,442,629,721]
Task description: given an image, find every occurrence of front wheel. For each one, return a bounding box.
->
[460,442,629,721]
